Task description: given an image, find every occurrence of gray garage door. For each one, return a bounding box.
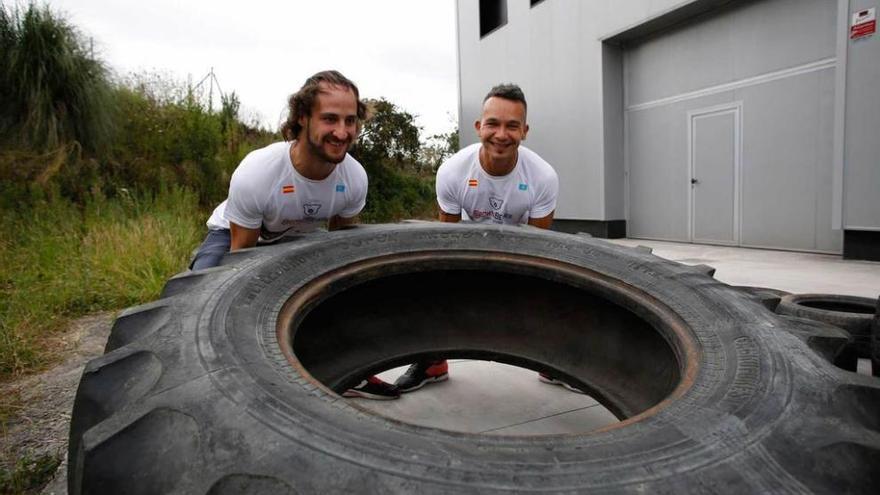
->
[624,0,841,253]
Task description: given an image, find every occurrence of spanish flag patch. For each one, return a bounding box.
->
[282,184,295,194]
[467,179,479,187]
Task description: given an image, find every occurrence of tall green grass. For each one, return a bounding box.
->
[0,2,115,152]
[0,187,205,376]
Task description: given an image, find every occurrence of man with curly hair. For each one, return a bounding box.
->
[191,70,400,400]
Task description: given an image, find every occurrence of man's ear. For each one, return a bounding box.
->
[474,119,481,133]
[522,123,529,140]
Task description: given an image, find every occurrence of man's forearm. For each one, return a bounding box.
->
[439,210,461,223]
[229,222,260,251]
[527,212,554,230]
[329,215,358,231]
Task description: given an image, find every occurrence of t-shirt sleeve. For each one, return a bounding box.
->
[223,161,265,229]
[435,161,462,215]
[338,162,368,218]
[530,164,559,219]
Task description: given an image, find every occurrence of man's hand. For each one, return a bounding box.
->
[329,215,358,231]
[229,222,260,251]
[527,211,554,230]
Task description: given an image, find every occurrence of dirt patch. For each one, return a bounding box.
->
[0,312,113,495]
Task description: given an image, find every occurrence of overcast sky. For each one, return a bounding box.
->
[44,0,459,138]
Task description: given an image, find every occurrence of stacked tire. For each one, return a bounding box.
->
[68,223,880,494]
[873,297,880,377]
[776,293,878,373]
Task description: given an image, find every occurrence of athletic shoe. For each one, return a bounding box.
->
[538,372,585,394]
[342,376,400,400]
[395,361,449,393]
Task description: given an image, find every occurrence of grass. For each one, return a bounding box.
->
[1,3,115,152]
[0,186,205,378]
[0,452,61,495]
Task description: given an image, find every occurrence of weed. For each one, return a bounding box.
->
[0,452,61,495]
[0,188,205,376]
[0,3,114,152]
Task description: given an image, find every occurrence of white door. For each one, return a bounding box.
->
[689,103,742,245]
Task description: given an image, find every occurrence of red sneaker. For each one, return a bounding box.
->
[395,360,449,392]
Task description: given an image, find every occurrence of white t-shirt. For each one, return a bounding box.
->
[206,141,368,240]
[436,143,558,224]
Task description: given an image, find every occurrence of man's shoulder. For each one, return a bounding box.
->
[246,140,289,160]
[518,146,557,178]
[518,145,552,168]
[336,154,368,184]
[231,141,290,192]
[438,143,480,176]
[237,141,290,174]
[339,153,366,173]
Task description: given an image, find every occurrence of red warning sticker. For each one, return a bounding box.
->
[851,8,876,40]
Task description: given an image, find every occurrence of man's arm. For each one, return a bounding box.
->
[527,211,554,230]
[439,210,461,223]
[328,215,358,231]
[229,222,261,251]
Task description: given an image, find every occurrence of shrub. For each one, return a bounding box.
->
[0,2,115,152]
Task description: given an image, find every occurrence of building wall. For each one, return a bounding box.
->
[456,0,693,220]
[457,0,878,256]
[844,0,880,231]
[622,0,840,252]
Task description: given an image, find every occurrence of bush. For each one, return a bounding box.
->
[360,160,436,223]
[108,83,225,204]
[0,2,115,152]
[351,98,439,221]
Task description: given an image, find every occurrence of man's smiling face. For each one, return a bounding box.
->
[300,83,359,164]
[475,96,529,165]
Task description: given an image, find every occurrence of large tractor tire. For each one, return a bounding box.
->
[69,223,879,494]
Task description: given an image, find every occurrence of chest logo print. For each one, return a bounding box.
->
[468,179,479,187]
[336,184,346,192]
[282,184,295,194]
[489,197,504,210]
[303,203,322,216]
[518,183,528,191]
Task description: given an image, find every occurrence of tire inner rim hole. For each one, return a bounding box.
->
[286,259,687,425]
[798,300,875,314]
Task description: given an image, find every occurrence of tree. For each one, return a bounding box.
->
[0,2,115,152]
[354,98,421,169]
[348,98,435,222]
[420,127,459,172]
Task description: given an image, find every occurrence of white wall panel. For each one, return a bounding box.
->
[623,0,840,252]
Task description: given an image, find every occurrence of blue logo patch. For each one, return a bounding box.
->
[336,184,346,192]
[518,183,528,191]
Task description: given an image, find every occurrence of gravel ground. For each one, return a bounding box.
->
[0,312,113,495]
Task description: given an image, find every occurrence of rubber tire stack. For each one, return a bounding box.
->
[777,293,877,372]
[872,297,880,377]
[68,223,880,494]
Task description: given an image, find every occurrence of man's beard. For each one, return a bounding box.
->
[305,122,350,165]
